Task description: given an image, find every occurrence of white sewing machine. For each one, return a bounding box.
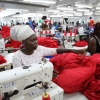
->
[0,38,5,50]
[0,61,64,100]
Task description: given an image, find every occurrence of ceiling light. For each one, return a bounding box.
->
[96,7,100,9]
[75,4,92,8]
[2,10,21,13]
[77,9,89,12]
[74,12,82,16]
[64,14,74,16]
[48,10,59,13]
[67,5,71,8]
[57,7,73,10]
[84,12,93,15]
[63,11,75,13]
[23,0,56,4]
[95,13,100,15]
[50,15,61,17]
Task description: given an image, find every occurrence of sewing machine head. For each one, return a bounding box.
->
[0,61,54,100]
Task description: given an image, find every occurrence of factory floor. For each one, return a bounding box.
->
[63,92,88,100]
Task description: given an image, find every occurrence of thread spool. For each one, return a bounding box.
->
[42,93,51,100]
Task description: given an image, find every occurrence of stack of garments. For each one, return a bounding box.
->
[38,37,59,48]
[0,55,6,64]
[50,53,100,100]
[5,39,21,49]
[73,40,88,47]
[1,26,10,38]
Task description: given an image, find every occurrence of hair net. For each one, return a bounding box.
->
[10,25,35,42]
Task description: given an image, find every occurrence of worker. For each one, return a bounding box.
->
[88,22,100,55]
[10,25,84,78]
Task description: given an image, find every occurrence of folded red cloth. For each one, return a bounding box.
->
[38,37,59,48]
[73,41,88,47]
[1,26,10,38]
[0,55,7,64]
[5,44,13,48]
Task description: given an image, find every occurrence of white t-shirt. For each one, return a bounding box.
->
[12,46,57,68]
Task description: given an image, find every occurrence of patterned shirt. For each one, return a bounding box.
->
[12,45,57,68]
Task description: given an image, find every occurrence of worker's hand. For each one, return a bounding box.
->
[53,70,59,78]
[73,50,85,55]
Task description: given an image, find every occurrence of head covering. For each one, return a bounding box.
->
[10,25,35,42]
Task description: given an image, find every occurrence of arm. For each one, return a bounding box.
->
[41,46,82,56]
[56,48,78,54]
[88,37,96,55]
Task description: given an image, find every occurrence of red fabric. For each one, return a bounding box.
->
[11,39,21,48]
[50,53,100,100]
[38,37,59,48]
[5,44,13,48]
[50,53,96,93]
[73,41,88,47]
[0,55,6,64]
[81,54,100,100]
[70,30,72,36]
[40,30,51,35]
[1,26,10,38]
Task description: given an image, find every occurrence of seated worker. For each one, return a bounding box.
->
[41,24,55,37]
[10,25,84,77]
[88,22,100,55]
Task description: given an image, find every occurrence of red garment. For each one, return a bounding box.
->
[1,26,10,38]
[81,54,100,100]
[0,55,6,64]
[38,37,59,48]
[50,53,96,93]
[50,53,100,100]
[11,39,21,48]
[73,41,88,47]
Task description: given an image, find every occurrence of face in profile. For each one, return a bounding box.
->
[22,34,38,50]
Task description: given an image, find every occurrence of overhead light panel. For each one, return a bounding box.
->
[48,10,59,13]
[23,0,56,4]
[84,12,93,15]
[77,9,89,12]
[57,7,73,11]
[50,14,61,17]
[96,7,100,9]
[75,4,92,8]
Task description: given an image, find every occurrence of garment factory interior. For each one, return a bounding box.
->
[0,0,100,100]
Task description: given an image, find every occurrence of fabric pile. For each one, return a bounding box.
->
[5,39,21,48]
[50,53,100,100]
[38,37,59,48]
[0,55,7,64]
[1,26,10,38]
[73,40,88,47]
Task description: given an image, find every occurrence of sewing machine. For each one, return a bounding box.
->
[0,61,64,100]
[0,38,5,51]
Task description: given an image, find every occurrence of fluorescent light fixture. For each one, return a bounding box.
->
[64,14,74,16]
[84,12,93,15]
[57,7,73,10]
[95,13,100,15]
[48,10,59,13]
[96,7,100,9]
[77,9,89,12]
[50,15,61,17]
[0,12,14,17]
[75,4,92,8]
[23,0,56,4]
[6,9,28,11]
[2,10,21,13]
[74,12,82,16]
[63,11,75,13]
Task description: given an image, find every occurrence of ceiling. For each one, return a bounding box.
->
[0,0,100,17]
